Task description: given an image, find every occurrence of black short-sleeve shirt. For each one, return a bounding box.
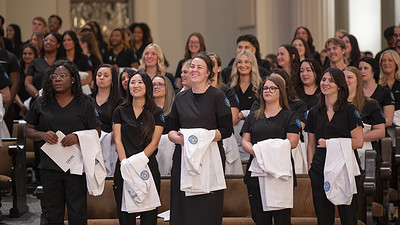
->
[294,86,321,110]
[0,50,19,74]
[24,96,101,171]
[26,58,49,90]
[221,84,240,109]
[0,65,12,89]
[89,55,101,76]
[234,84,257,111]
[103,48,138,67]
[386,80,400,110]
[73,54,93,72]
[94,97,124,133]
[370,84,395,109]
[305,103,363,172]
[112,105,164,158]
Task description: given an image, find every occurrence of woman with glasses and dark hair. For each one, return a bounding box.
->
[24,59,101,224]
[306,68,363,225]
[242,75,301,225]
[112,71,164,225]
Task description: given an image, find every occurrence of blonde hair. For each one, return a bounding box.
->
[378,49,400,86]
[153,75,175,116]
[230,50,261,97]
[138,43,166,76]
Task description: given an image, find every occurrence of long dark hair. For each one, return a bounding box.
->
[184,32,206,60]
[62,30,83,59]
[343,34,360,67]
[318,68,349,112]
[297,58,322,87]
[280,44,300,85]
[293,26,316,54]
[8,24,22,49]
[92,64,121,118]
[119,68,136,98]
[41,60,86,109]
[129,23,153,51]
[20,43,38,71]
[123,71,157,146]
[41,32,63,59]
[270,68,301,103]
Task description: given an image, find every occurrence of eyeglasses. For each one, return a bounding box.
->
[153,83,165,88]
[44,38,56,43]
[188,40,200,45]
[262,86,278,93]
[50,74,69,80]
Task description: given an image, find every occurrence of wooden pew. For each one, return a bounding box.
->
[364,149,376,225]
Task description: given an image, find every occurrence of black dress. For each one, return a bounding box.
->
[168,86,233,225]
[305,103,363,225]
[112,104,164,225]
[241,109,301,225]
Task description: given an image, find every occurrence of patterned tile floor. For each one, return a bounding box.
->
[1,194,41,225]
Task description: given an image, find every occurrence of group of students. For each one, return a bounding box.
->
[1,13,400,225]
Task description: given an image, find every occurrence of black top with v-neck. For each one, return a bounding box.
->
[234,84,257,111]
[385,79,400,110]
[94,96,124,133]
[24,96,101,171]
[370,84,395,109]
[112,104,164,158]
[305,102,363,172]
[26,58,50,90]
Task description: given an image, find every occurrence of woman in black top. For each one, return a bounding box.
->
[92,64,123,133]
[360,57,394,127]
[138,44,178,91]
[24,60,101,224]
[62,30,93,86]
[174,32,206,88]
[342,34,361,67]
[242,76,301,225]
[306,68,363,225]
[379,50,400,111]
[291,38,312,62]
[119,68,135,99]
[277,44,300,85]
[293,27,321,65]
[26,32,63,101]
[112,71,164,225]
[78,30,103,77]
[6,24,22,58]
[129,23,153,61]
[295,58,322,110]
[168,53,233,225]
[103,28,139,71]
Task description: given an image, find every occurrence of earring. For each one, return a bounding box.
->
[72,81,74,84]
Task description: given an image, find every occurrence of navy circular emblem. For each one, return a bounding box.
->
[94,108,99,117]
[188,135,198,144]
[224,97,231,107]
[140,170,150,180]
[295,119,302,128]
[235,94,240,104]
[160,113,165,122]
[390,92,395,101]
[323,181,331,192]
[354,109,361,119]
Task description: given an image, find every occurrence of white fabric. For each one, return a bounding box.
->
[324,138,361,205]
[249,139,293,211]
[223,134,243,175]
[0,95,9,145]
[393,109,400,127]
[23,89,43,111]
[100,131,118,177]
[120,152,160,213]
[71,129,107,196]
[234,120,249,161]
[156,134,176,175]
[291,141,307,175]
[357,124,373,171]
[180,128,226,196]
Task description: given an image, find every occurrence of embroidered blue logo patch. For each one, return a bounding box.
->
[140,170,150,180]
[296,119,302,128]
[390,92,395,101]
[225,97,231,107]
[95,159,99,165]
[88,59,93,67]
[304,111,308,120]
[354,109,361,119]
[160,112,165,122]
[188,135,198,144]
[380,109,385,119]
[174,80,179,89]
[94,108,99,116]
[235,94,240,104]
[3,72,9,80]
[324,181,331,192]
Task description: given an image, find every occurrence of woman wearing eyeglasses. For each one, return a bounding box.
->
[24,60,101,224]
[241,76,301,225]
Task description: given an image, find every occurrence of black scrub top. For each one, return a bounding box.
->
[169,86,233,158]
[89,55,101,76]
[0,50,19,74]
[73,54,93,72]
[234,84,257,111]
[112,105,164,158]
[174,59,185,79]
[305,103,363,173]
[26,58,49,90]
[165,72,179,91]
[221,84,240,110]
[0,65,12,89]
[250,98,307,123]
[370,84,395,110]
[361,99,386,155]
[94,97,124,133]
[241,109,301,187]
[24,96,101,171]
[386,80,400,110]
[294,86,321,110]
[103,48,138,67]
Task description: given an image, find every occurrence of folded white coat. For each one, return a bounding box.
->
[324,138,361,205]
[100,131,118,177]
[249,139,293,211]
[180,128,226,196]
[120,152,160,213]
[223,134,243,175]
[156,134,176,175]
[70,129,107,196]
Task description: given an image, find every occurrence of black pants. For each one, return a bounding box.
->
[170,146,224,225]
[247,185,291,225]
[40,169,87,225]
[113,159,161,225]
[309,167,359,225]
